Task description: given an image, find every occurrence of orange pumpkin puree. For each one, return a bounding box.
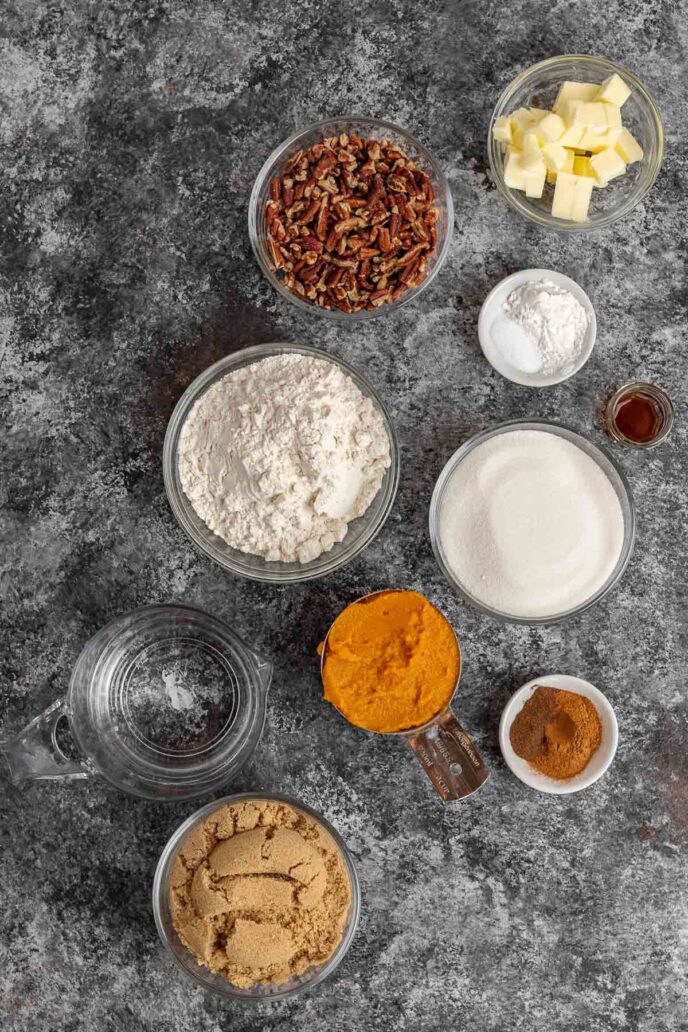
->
[320,590,460,734]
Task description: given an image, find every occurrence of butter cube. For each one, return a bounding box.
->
[523,165,546,198]
[528,108,548,122]
[546,149,574,182]
[535,111,566,142]
[577,127,622,153]
[504,147,526,189]
[563,100,622,132]
[553,81,600,113]
[551,171,594,221]
[596,73,631,107]
[572,155,595,177]
[589,147,626,185]
[559,124,585,148]
[541,141,569,171]
[511,107,537,127]
[599,104,622,131]
[615,126,644,163]
[493,115,512,144]
[510,107,542,148]
[522,133,544,171]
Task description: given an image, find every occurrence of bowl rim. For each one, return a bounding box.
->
[487,54,665,232]
[428,419,636,624]
[498,673,619,794]
[248,115,454,320]
[477,268,597,386]
[162,341,400,583]
[152,791,362,1002]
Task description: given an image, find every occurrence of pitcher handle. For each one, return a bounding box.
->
[406,708,489,802]
[0,698,93,784]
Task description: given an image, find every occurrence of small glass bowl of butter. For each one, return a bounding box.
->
[488,55,663,231]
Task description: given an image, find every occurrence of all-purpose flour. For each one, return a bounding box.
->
[438,430,624,618]
[178,354,391,563]
[495,278,590,376]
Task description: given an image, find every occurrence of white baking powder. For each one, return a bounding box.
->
[178,354,391,563]
[438,430,624,618]
[492,278,589,376]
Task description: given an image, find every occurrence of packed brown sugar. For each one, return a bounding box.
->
[170,798,352,988]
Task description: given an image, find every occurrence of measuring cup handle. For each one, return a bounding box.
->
[406,707,489,802]
[0,698,92,784]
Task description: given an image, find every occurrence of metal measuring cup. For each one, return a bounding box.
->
[320,590,489,802]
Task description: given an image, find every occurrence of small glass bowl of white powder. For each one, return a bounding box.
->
[429,421,635,624]
[164,343,400,583]
[478,270,596,387]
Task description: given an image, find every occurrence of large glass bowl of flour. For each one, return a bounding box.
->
[429,421,635,624]
[163,343,399,583]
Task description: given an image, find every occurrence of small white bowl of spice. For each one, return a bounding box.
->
[478,268,596,386]
[499,674,618,794]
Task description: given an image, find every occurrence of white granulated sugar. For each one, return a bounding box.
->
[497,278,589,376]
[438,430,624,618]
[178,354,391,563]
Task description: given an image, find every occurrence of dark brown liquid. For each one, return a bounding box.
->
[613,392,664,443]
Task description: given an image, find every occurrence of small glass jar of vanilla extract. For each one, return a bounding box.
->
[605,381,675,450]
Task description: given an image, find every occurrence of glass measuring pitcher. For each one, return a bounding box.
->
[1,605,272,801]
[320,591,489,802]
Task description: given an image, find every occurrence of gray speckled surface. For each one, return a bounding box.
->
[1,1,687,1029]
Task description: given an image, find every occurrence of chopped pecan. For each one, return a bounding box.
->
[313,153,338,179]
[300,198,321,224]
[264,131,440,312]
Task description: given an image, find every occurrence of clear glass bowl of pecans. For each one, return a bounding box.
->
[249,117,454,319]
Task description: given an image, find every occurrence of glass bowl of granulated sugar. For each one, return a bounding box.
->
[163,343,400,583]
[429,420,635,624]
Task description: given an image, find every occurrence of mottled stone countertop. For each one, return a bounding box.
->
[1,2,686,1030]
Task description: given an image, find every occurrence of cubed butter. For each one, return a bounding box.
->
[510,108,542,148]
[551,171,594,221]
[511,107,537,128]
[562,100,622,132]
[559,124,586,148]
[589,147,626,185]
[575,127,622,153]
[541,141,569,172]
[553,81,600,113]
[572,155,595,177]
[534,111,566,143]
[615,126,644,163]
[546,149,574,182]
[501,78,639,214]
[504,147,526,189]
[522,133,544,171]
[596,73,631,107]
[493,115,512,144]
[523,165,546,198]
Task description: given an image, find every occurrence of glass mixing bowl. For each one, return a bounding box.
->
[248,116,453,319]
[488,55,663,231]
[429,420,636,624]
[163,343,400,583]
[153,792,361,1002]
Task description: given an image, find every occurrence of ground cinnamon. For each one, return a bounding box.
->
[510,685,602,779]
